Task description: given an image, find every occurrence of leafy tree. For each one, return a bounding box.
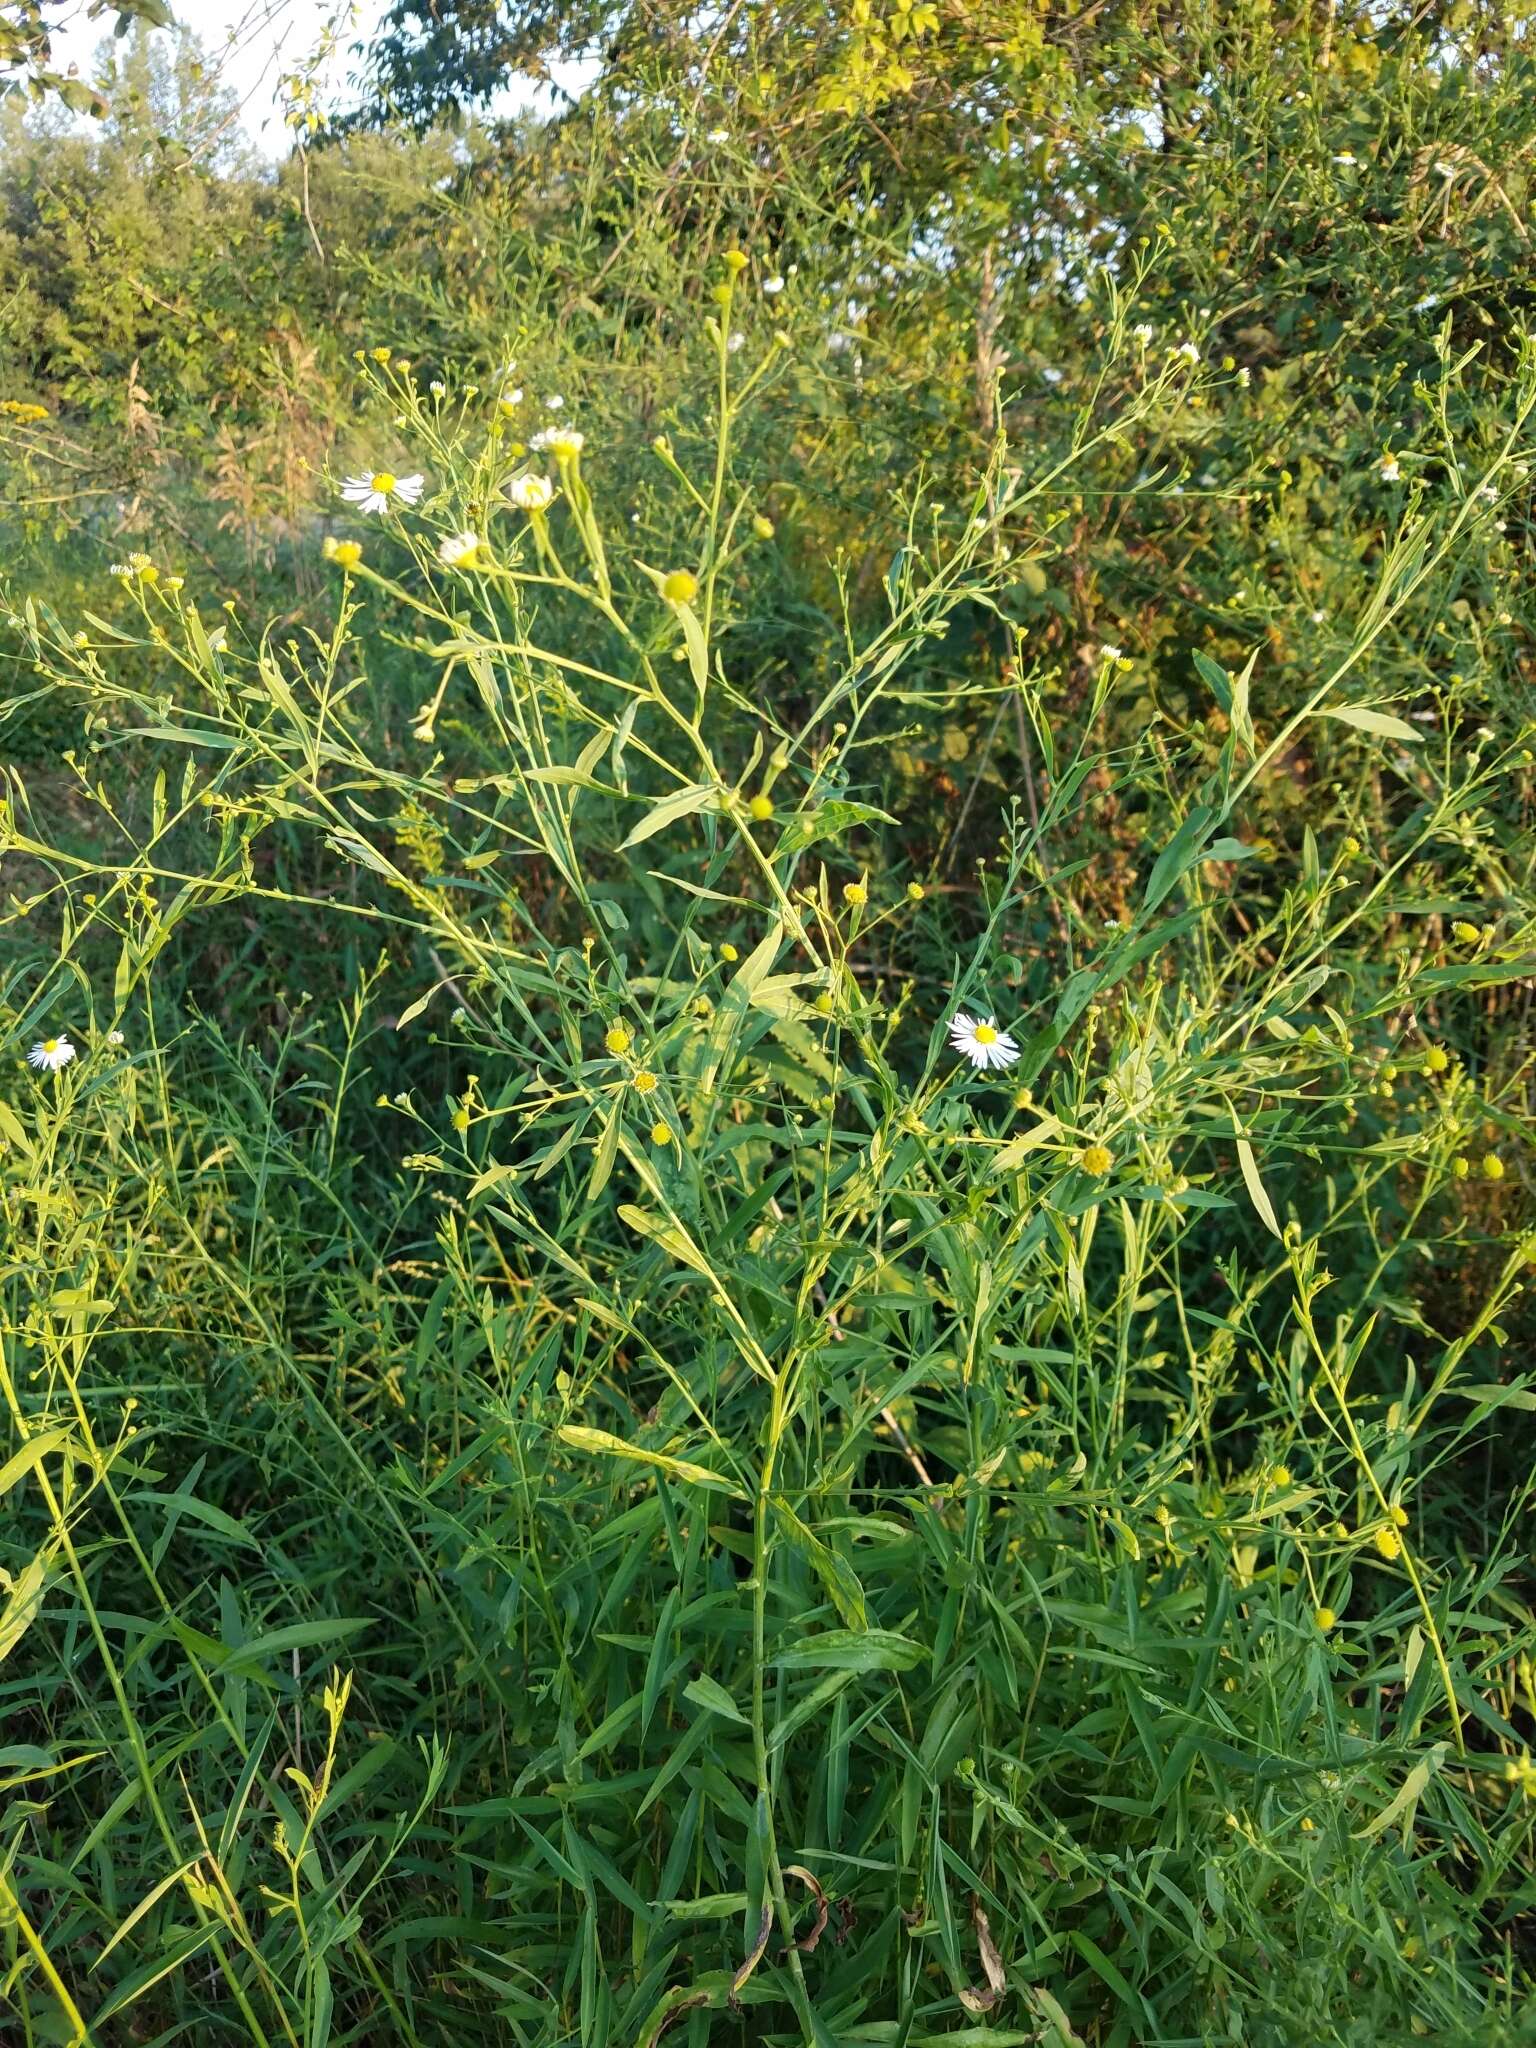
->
[0,0,174,114]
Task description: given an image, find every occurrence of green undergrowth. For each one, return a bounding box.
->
[2,77,1536,2048]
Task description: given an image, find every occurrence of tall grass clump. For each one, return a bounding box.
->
[3,13,1536,2046]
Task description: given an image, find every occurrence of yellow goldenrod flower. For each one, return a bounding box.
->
[842,880,868,907]
[632,1069,659,1095]
[604,1023,632,1056]
[1079,1143,1114,1177]
[650,1121,671,1145]
[1374,1526,1402,1560]
[719,942,738,962]
[1482,1152,1504,1180]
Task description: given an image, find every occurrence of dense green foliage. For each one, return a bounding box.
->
[2,6,1535,2045]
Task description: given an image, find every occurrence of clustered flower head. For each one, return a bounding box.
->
[340,469,425,515]
[507,473,555,512]
[29,1033,75,1072]
[948,1012,1021,1071]
[437,531,484,569]
[662,570,699,605]
[530,426,584,461]
[323,537,362,569]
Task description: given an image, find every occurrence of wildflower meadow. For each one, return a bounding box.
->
[1,4,1534,2044]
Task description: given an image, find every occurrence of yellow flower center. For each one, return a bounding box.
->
[662,570,698,604]
[973,1024,997,1045]
[632,1069,658,1094]
[370,472,397,495]
[42,1038,58,1054]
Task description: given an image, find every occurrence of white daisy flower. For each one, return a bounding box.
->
[438,531,484,568]
[1174,340,1200,365]
[507,473,555,511]
[107,1029,125,1045]
[706,127,729,144]
[1132,322,1154,343]
[948,1012,1020,1072]
[29,1034,75,1073]
[727,331,745,352]
[1380,454,1401,482]
[1333,151,1356,166]
[763,275,785,294]
[338,470,425,515]
[530,427,584,459]
[1099,642,1123,661]
[544,394,564,409]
